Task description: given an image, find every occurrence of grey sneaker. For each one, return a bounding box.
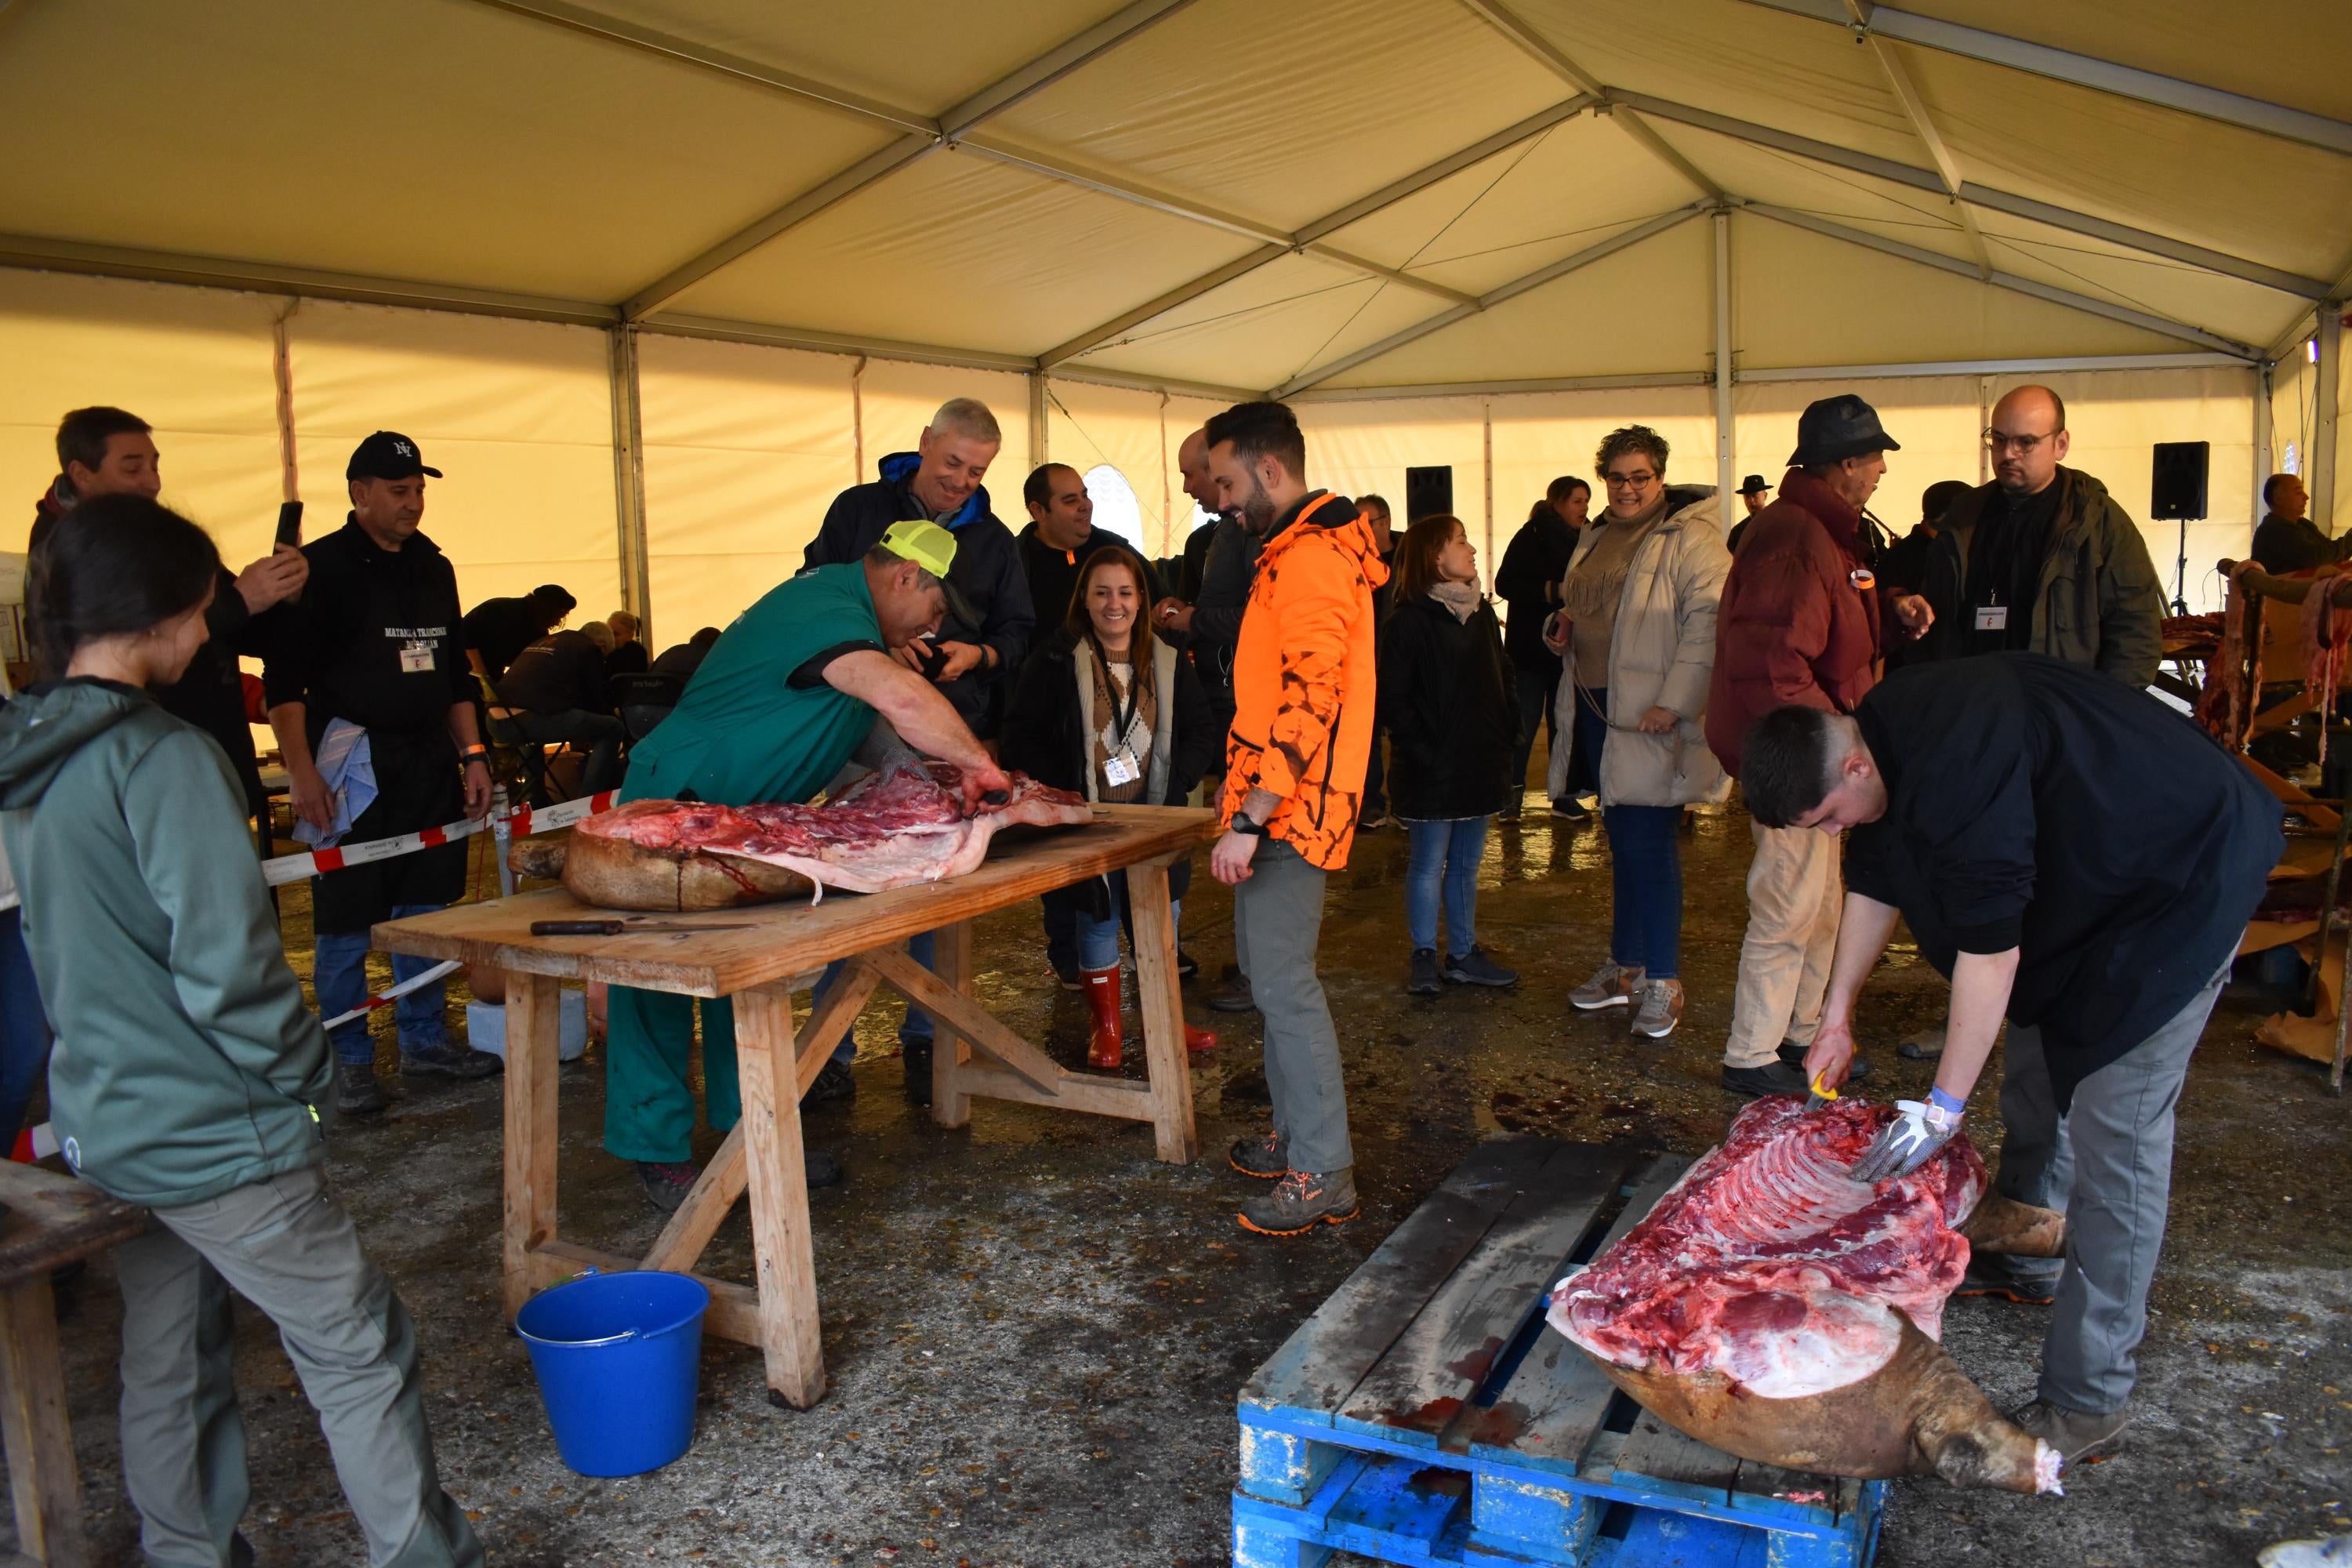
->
[1721,1060,1808,1098]
[804,1058,856,1105]
[1206,973,1257,1014]
[401,1040,502,1080]
[1407,948,1441,996]
[1441,946,1518,988]
[1228,1127,1289,1180]
[2010,1397,2128,1465]
[1897,1024,1947,1060]
[1239,1167,1360,1236]
[1570,960,1642,1011]
[335,1062,387,1116]
[1630,978,1685,1040]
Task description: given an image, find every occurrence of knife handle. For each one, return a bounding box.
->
[531,920,623,936]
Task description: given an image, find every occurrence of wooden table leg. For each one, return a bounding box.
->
[503,972,561,1323]
[1126,860,1200,1165]
[0,1276,85,1567]
[931,921,974,1128]
[733,981,826,1409]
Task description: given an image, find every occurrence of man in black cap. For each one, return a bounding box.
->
[1708,394,1932,1098]
[1915,385,2164,686]
[463,583,576,684]
[1724,474,1772,554]
[265,431,502,1116]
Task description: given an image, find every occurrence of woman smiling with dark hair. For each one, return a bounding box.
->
[0,495,480,1567]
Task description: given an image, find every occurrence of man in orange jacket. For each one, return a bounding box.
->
[1204,401,1387,1236]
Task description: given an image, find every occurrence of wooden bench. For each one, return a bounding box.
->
[1232,1138,1883,1568]
[0,1162,149,1568]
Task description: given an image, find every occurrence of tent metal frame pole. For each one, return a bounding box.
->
[2317,303,2343,534]
[606,325,653,635]
[1736,352,2247,381]
[1291,371,1710,402]
[1612,93,2330,300]
[1029,374,1049,469]
[1713,209,1736,504]
[2255,362,2274,533]
[1744,204,2259,359]
[1842,2,1992,277]
[1722,0,2352,158]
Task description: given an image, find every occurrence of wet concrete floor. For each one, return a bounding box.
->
[21,796,2351,1566]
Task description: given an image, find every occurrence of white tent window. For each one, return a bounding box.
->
[1081,463,1148,550]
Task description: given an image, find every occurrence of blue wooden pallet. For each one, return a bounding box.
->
[1232,1138,1885,1568]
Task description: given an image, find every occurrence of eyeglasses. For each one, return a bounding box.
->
[1603,470,1658,489]
[1982,428,2060,455]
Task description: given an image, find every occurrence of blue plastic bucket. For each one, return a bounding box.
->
[515,1270,709,1476]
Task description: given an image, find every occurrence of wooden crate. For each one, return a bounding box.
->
[1232,1139,1883,1568]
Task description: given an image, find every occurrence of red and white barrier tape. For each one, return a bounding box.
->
[263,790,615,887]
[9,956,470,1163]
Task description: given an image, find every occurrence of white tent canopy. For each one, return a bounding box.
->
[2,0,2347,631]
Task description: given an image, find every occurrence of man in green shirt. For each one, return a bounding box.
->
[608,521,1011,1210]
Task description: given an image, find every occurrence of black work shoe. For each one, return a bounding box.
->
[1722,1061,1809,1098]
[1176,949,1200,980]
[1442,946,1518,988]
[804,1058,857,1105]
[1497,800,1523,822]
[1552,797,1591,822]
[804,1149,844,1189]
[402,1040,503,1080]
[1407,948,1441,996]
[1957,1261,2059,1305]
[335,1061,387,1116]
[1239,1167,1360,1236]
[2011,1397,2127,1465]
[1206,974,1257,1014]
[902,1040,934,1109]
[638,1159,699,1214]
[1779,1041,1870,1083]
[1229,1127,1289,1180]
[1050,953,1083,991]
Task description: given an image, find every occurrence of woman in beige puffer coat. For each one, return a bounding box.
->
[1543,426,1731,1041]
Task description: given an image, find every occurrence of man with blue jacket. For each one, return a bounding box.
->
[801,399,1036,1103]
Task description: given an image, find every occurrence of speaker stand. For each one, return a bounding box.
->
[2172,514,2201,617]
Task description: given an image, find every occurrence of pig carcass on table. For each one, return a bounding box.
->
[510,762,1093,912]
[1548,1095,2067,1494]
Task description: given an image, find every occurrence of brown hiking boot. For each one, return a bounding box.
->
[1630,978,1685,1040]
[2011,1397,2128,1466]
[1228,1127,1288,1180]
[1569,960,1642,1011]
[1239,1168,1360,1236]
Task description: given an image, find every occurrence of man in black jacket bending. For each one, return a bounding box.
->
[1743,654,2281,1468]
[801,398,1035,1100]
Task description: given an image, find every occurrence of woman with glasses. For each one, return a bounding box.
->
[1544,426,1732,1040]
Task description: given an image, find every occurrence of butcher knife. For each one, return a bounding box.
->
[1806,1071,1840,1113]
[530,920,757,936]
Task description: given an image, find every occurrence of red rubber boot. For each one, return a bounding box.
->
[1082,964,1123,1070]
[1184,1023,1218,1060]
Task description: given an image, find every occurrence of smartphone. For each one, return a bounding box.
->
[274,501,304,550]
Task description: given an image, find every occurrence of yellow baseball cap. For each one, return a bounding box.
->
[877,518,978,629]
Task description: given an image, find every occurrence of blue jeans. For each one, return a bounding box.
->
[314,906,454,1065]
[1404,817,1487,956]
[815,929,938,1065]
[1074,887,1182,971]
[1572,691,1682,979]
[0,909,49,1143]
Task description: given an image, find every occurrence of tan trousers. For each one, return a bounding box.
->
[1724,820,1842,1069]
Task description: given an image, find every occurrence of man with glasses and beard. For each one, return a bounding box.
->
[1914,384,2163,687]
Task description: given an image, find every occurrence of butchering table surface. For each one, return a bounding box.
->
[374,802,1219,1408]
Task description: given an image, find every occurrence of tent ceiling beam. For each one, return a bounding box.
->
[0,232,622,327]
[633,312,1040,373]
[1745,204,2258,359]
[1616,93,2332,301]
[1047,366,1261,403]
[613,2,1196,321]
[1456,0,1726,201]
[1292,371,1710,402]
[1738,352,2252,382]
[1034,95,1595,368]
[1843,2,1992,278]
[1271,204,1711,398]
[1730,0,2352,158]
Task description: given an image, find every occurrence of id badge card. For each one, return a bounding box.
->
[398,638,436,674]
[1973,605,2009,632]
[1103,752,1139,789]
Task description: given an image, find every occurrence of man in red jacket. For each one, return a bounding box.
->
[1706,395,1933,1095]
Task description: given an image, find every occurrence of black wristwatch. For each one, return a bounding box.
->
[1231,814,1269,838]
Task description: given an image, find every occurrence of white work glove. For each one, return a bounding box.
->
[1850,1091,1964,1184]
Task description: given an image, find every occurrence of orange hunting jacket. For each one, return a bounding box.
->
[1218,491,1387,870]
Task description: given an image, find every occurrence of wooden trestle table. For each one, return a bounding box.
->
[373,803,1218,1409]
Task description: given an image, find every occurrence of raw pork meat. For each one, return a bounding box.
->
[1554,1095,1981,1399]
[521,763,1092,911]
